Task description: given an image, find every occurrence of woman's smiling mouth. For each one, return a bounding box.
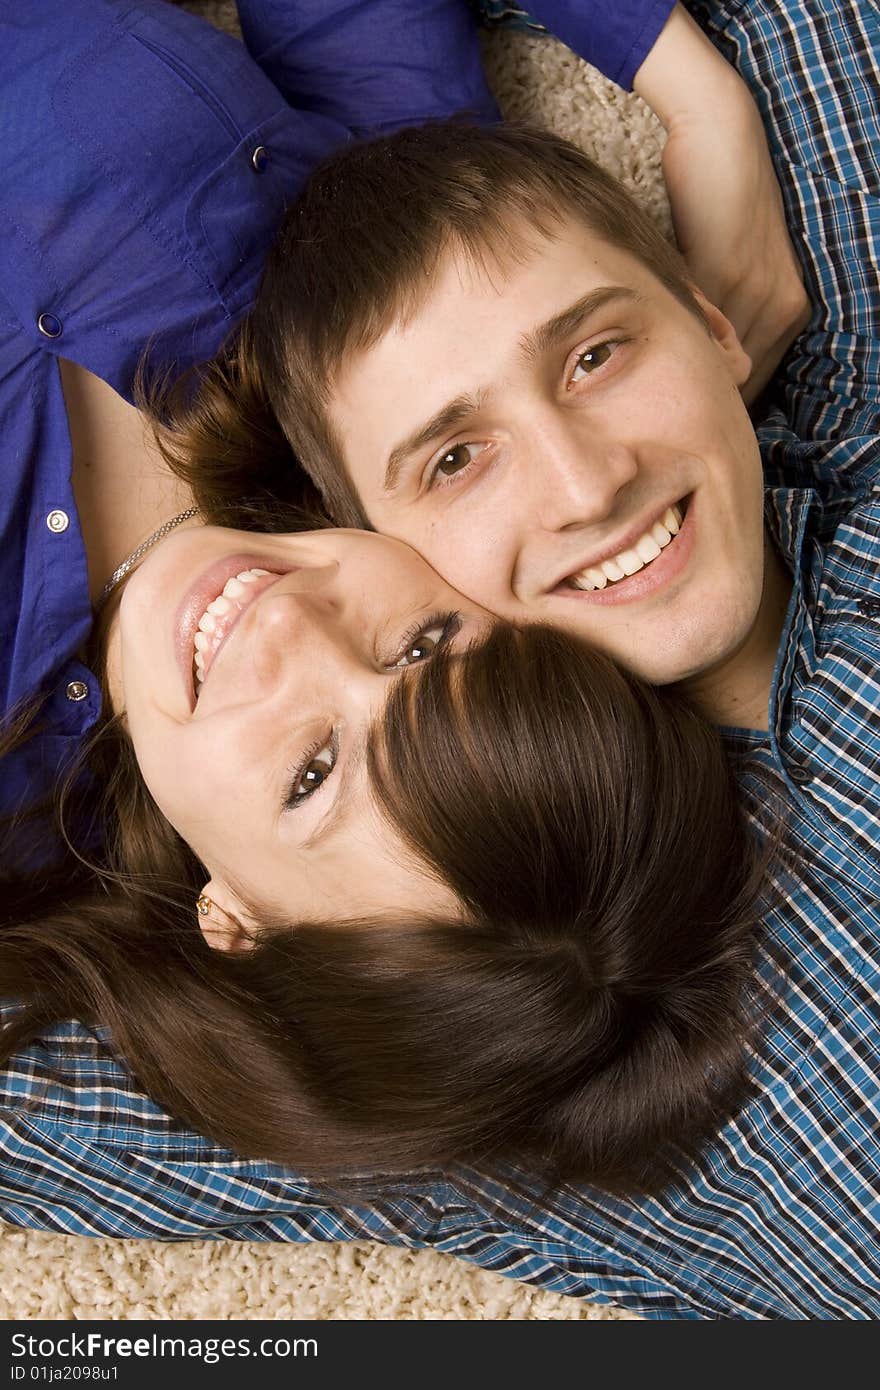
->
[175,552,288,709]
[193,566,278,690]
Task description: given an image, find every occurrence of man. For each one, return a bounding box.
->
[2,0,877,1318]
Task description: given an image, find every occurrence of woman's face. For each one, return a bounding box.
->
[105,526,494,937]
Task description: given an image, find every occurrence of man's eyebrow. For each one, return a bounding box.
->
[518,286,643,365]
[383,391,485,496]
[381,287,641,496]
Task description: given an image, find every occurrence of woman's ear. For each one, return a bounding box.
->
[690,287,752,388]
[196,881,256,952]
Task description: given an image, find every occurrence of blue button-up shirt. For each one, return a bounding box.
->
[9,0,878,1323]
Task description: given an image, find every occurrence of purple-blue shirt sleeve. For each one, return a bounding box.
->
[236,0,499,135]
[513,0,676,90]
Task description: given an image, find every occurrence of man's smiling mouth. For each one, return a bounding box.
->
[562,500,687,592]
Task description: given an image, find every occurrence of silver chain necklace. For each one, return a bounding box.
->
[94,508,200,612]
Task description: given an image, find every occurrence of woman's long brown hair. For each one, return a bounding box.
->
[1,621,774,1201]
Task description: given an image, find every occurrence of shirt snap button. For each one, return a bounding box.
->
[789,764,812,787]
[251,144,269,172]
[857,597,880,618]
[46,509,69,533]
[37,312,63,339]
[66,680,89,702]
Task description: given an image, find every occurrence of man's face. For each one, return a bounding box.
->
[329,216,767,686]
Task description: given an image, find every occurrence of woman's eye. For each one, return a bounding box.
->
[292,745,334,802]
[570,340,615,383]
[392,613,461,668]
[394,621,448,667]
[284,731,340,811]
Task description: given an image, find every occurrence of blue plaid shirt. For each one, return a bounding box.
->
[2,0,879,1320]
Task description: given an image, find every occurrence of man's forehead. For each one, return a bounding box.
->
[329,216,663,480]
[410,214,649,321]
[337,220,651,400]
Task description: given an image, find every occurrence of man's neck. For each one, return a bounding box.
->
[683,531,793,732]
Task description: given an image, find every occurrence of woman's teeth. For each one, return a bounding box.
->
[568,505,683,592]
[193,568,270,687]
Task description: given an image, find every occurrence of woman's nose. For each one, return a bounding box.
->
[249,559,367,673]
[250,561,342,630]
[284,561,341,593]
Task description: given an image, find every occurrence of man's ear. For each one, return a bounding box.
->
[690,287,752,388]
[196,881,257,952]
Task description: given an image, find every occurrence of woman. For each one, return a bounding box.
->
[3,436,768,1194]
[1,1,788,1202]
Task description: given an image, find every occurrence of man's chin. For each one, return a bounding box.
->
[614,613,758,692]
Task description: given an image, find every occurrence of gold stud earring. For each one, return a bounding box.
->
[196,894,213,917]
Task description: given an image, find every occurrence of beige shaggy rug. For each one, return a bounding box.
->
[0,2,667,1321]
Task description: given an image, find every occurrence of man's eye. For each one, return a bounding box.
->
[570,341,616,383]
[436,442,480,478]
[392,613,461,668]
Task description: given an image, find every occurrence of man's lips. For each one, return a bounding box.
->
[175,552,287,711]
[549,497,690,591]
[552,495,695,607]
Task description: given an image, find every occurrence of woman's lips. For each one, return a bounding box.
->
[194,570,286,688]
[175,553,288,710]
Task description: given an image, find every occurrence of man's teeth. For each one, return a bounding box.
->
[569,505,683,591]
[193,568,270,685]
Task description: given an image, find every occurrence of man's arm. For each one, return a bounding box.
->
[0,1014,706,1314]
[523,0,809,406]
[0,1016,404,1243]
[680,0,880,496]
[632,3,809,405]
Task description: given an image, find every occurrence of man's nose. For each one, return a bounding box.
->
[525,415,638,531]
